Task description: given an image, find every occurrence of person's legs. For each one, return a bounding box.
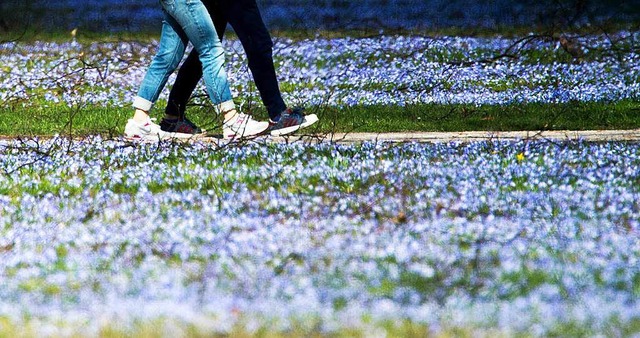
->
[165,0,233,111]
[156,0,315,137]
[165,0,286,122]
[125,8,198,141]
[133,9,189,118]
[165,0,267,138]
[165,0,228,120]
[128,0,268,140]
[226,0,318,136]
[164,52,201,120]
[225,0,286,120]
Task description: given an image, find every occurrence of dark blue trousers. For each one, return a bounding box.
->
[165,0,286,120]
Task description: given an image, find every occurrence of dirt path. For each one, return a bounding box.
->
[271,129,640,143]
[2,129,640,144]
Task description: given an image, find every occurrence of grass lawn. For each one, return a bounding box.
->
[0,100,639,138]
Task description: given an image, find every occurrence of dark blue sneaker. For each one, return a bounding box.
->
[160,117,204,135]
[268,108,319,136]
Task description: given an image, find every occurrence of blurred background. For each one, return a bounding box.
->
[0,0,638,34]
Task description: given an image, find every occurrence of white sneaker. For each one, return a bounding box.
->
[124,117,196,142]
[223,113,269,139]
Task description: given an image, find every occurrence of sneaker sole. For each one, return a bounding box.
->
[124,132,205,142]
[161,128,207,135]
[301,114,319,128]
[270,114,319,137]
[223,125,270,140]
[270,124,302,137]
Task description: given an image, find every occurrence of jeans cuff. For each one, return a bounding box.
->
[133,96,153,112]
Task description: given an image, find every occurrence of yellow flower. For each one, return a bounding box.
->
[516,152,525,162]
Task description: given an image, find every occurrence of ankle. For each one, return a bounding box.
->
[218,100,237,120]
[133,109,149,123]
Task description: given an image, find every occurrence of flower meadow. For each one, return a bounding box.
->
[0,136,639,336]
[1,26,640,336]
[1,32,639,111]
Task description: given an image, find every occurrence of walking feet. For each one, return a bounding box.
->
[222,107,318,139]
[125,108,318,142]
[160,117,204,135]
[222,112,270,139]
[124,117,198,142]
[268,108,319,137]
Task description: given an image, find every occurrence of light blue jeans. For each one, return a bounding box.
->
[133,0,232,112]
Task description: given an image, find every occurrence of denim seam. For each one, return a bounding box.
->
[187,0,207,47]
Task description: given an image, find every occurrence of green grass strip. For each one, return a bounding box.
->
[0,100,638,137]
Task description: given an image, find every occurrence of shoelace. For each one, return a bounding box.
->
[233,114,247,128]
